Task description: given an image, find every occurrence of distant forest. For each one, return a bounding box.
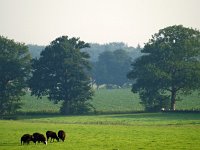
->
[28,42,142,86]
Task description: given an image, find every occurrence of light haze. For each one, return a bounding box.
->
[0,0,200,47]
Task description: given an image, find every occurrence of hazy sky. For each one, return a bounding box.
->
[0,0,200,47]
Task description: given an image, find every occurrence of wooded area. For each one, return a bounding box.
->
[1,25,200,115]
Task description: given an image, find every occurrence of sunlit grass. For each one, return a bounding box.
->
[0,113,200,150]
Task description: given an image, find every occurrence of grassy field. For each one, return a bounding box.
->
[19,89,142,113]
[0,113,200,150]
[1,89,199,149]
[19,89,200,113]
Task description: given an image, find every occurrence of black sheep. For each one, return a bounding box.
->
[58,130,66,142]
[46,131,59,142]
[33,132,47,145]
[21,134,34,145]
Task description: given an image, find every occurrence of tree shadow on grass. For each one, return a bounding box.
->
[108,112,200,121]
[1,112,62,120]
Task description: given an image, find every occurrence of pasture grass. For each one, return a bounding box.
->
[0,113,200,150]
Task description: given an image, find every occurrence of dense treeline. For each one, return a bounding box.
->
[28,42,142,62]
[28,43,142,87]
[28,45,45,58]
[1,25,200,115]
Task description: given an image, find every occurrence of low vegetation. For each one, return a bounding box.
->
[1,89,200,149]
[18,89,200,114]
[0,113,200,150]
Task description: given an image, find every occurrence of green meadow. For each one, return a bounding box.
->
[0,113,200,150]
[1,89,200,150]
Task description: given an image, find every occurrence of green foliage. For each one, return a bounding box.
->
[128,25,200,111]
[0,36,31,115]
[93,49,132,86]
[29,36,94,115]
[82,42,142,62]
[0,113,200,149]
[27,42,142,87]
[28,44,45,58]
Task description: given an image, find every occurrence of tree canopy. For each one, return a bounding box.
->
[29,36,94,114]
[0,36,31,115]
[128,25,200,111]
[92,49,132,86]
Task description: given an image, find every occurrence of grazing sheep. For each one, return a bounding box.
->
[33,132,47,145]
[46,131,59,142]
[58,130,66,142]
[21,134,34,145]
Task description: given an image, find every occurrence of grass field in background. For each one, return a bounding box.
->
[91,89,143,112]
[0,113,200,150]
[19,88,142,113]
[19,89,200,114]
[20,94,62,113]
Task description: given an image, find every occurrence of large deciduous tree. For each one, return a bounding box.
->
[128,25,200,111]
[0,36,31,115]
[29,36,94,114]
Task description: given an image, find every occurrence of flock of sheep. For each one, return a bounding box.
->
[21,130,66,145]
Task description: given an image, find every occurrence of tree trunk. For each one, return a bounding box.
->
[170,89,176,111]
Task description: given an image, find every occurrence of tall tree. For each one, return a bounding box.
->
[128,25,200,111]
[29,36,94,114]
[0,36,31,115]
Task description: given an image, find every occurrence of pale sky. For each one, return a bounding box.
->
[0,0,200,47]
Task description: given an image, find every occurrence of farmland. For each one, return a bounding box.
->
[19,89,200,114]
[0,113,200,150]
[1,89,200,150]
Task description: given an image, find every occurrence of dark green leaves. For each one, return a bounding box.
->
[0,36,31,115]
[29,36,94,114]
[128,25,200,111]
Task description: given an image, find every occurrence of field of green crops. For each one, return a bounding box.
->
[0,113,200,150]
[19,89,200,114]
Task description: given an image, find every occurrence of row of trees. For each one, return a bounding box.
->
[1,25,200,115]
[28,43,142,87]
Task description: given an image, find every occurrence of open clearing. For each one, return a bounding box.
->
[0,113,200,150]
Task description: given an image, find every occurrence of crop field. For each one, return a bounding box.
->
[19,89,143,113]
[19,89,200,114]
[0,113,200,150]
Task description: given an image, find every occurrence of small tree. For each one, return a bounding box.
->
[128,25,200,111]
[0,36,31,115]
[29,36,94,114]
